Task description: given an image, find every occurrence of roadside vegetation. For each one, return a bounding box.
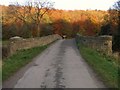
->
[0,60,2,83]
[2,40,9,46]
[2,45,48,81]
[77,43,119,88]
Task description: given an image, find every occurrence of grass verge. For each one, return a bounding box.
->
[77,42,119,88]
[2,43,50,81]
[2,40,9,46]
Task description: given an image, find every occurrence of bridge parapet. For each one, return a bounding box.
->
[76,34,112,55]
[3,34,61,58]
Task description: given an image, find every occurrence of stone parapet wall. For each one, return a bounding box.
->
[76,34,112,55]
[6,34,61,57]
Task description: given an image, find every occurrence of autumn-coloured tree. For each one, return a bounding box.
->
[5,1,54,37]
[2,4,108,39]
[4,4,34,37]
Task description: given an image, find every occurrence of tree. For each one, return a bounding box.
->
[113,0,120,34]
[2,5,108,39]
[27,1,54,37]
[61,20,73,38]
[109,0,120,35]
[7,3,33,37]
[113,0,120,11]
[110,0,120,52]
[99,23,111,35]
[9,1,54,37]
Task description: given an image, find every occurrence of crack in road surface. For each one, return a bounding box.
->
[3,39,106,88]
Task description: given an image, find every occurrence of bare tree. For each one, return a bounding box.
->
[9,0,54,37]
[113,0,120,10]
[27,1,54,37]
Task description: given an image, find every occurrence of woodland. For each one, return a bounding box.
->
[1,0,120,52]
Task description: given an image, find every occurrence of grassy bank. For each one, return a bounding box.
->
[2,44,48,81]
[77,43,119,88]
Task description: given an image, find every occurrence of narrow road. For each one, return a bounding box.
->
[3,39,105,88]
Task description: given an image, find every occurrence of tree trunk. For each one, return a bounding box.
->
[118,11,120,35]
[37,24,40,37]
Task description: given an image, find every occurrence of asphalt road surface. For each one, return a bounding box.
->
[3,39,106,88]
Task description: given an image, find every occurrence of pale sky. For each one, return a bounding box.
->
[0,0,118,10]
